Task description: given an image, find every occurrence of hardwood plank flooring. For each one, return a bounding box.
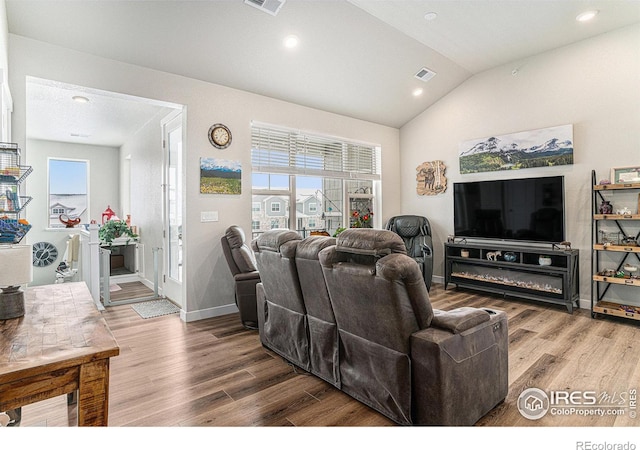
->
[106,281,156,303]
[14,283,640,428]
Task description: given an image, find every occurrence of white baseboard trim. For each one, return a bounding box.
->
[182,303,239,323]
[578,297,590,311]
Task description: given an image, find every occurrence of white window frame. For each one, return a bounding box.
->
[251,122,381,231]
[47,157,90,229]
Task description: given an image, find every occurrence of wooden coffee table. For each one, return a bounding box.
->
[0,282,119,426]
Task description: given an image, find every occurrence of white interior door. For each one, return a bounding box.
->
[162,111,183,305]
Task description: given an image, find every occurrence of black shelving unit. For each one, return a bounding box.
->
[0,143,32,244]
[591,169,640,322]
[444,241,579,313]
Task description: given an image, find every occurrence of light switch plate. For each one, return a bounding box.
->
[201,211,219,222]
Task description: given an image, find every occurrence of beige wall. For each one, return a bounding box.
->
[9,34,401,320]
[400,24,640,308]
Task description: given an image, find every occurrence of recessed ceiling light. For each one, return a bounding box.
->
[283,35,299,49]
[412,88,424,97]
[72,95,89,103]
[424,12,438,21]
[576,10,598,22]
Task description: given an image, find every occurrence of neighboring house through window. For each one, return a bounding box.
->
[251,122,380,238]
[48,158,89,228]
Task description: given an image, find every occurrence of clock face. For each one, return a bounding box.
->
[208,123,232,149]
[32,241,58,267]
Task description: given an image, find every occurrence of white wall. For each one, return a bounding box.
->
[400,24,640,308]
[0,1,11,142]
[118,107,176,287]
[24,138,120,286]
[0,1,8,81]
[9,34,401,320]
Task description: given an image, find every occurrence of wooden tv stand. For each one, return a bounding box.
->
[444,241,579,313]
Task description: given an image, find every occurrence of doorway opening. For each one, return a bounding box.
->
[25,76,185,307]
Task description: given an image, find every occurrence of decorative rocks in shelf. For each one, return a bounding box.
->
[503,252,517,262]
[538,256,552,266]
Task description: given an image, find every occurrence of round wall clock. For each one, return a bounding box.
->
[208,123,232,149]
[32,241,58,267]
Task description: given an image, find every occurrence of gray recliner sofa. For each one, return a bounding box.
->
[251,230,339,387]
[252,228,508,426]
[221,225,261,329]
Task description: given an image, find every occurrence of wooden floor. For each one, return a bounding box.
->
[105,281,157,303]
[16,283,640,427]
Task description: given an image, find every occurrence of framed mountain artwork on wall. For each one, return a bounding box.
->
[200,157,241,194]
[459,124,573,174]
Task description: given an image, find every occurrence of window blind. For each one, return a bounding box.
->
[251,123,380,180]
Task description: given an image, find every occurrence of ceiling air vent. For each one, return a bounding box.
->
[415,67,436,82]
[244,0,286,16]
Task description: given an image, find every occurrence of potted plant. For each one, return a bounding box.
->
[333,227,346,237]
[99,220,138,246]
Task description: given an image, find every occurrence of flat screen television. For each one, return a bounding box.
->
[453,175,565,243]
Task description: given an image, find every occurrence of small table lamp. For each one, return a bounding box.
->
[0,244,33,320]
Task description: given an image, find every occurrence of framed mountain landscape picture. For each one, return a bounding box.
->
[200,157,241,194]
[459,124,573,174]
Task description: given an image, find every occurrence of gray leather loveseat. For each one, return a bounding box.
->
[252,228,508,426]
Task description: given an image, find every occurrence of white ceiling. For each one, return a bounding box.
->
[6,0,640,146]
[26,77,178,147]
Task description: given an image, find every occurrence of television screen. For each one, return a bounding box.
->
[453,176,565,243]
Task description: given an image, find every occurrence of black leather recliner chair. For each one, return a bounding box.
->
[385,215,434,291]
[220,225,261,329]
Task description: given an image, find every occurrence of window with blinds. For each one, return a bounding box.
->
[251,123,380,180]
[250,122,381,238]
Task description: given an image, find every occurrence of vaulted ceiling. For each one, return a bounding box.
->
[6,0,640,145]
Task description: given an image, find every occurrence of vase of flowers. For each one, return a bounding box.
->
[351,208,373,228]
